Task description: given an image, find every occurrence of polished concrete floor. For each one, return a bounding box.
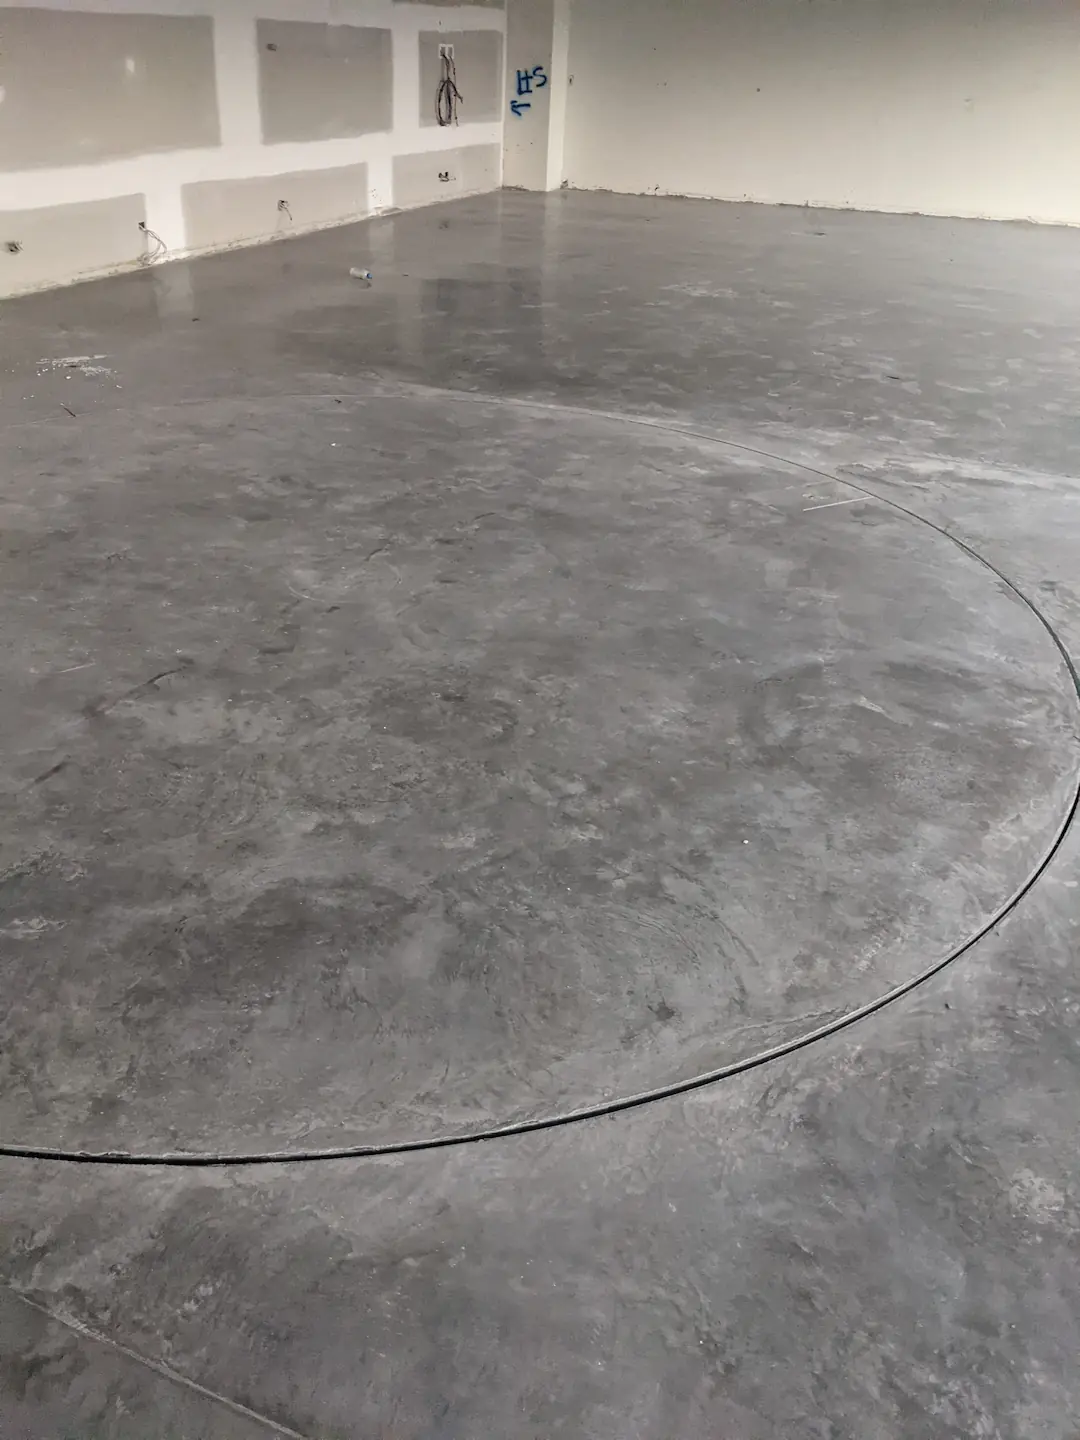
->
[2,191,1080,1436]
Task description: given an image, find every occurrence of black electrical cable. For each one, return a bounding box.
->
[436,49,462,126]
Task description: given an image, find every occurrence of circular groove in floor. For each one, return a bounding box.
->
[1,392,1077,1163]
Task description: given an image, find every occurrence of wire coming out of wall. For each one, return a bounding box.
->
[137,220,168,267]
[436,47,462,127]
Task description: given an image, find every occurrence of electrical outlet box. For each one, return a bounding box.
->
[438,42,454,60]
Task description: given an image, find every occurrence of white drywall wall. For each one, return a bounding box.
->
[563,0,1080,225]
[0,0,505,286]
[503,0,569,190]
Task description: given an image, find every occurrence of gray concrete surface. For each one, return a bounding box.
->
[1,191,1080,1436]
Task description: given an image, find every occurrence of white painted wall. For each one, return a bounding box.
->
[0,0,505,264]
[503,0,569,190]
[563,0,1080,225]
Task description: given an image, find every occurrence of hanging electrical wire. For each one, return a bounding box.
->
[137,221,168,267]
[436,48,462,127]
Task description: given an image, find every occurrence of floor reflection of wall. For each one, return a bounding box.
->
[413,268,544,383]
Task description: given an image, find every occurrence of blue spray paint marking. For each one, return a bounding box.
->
[512,64,548,110]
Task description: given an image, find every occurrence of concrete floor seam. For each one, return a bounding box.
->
[3,396,1077,1168]
[6,1287,312,1438]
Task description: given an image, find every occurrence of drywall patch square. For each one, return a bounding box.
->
[420,30,503,127]
[393,145,500,209]
[0,9,219,170]
[459,142,501,192]
[0,194,146,297]
[182,164,370,254]
[257,21,392,144]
